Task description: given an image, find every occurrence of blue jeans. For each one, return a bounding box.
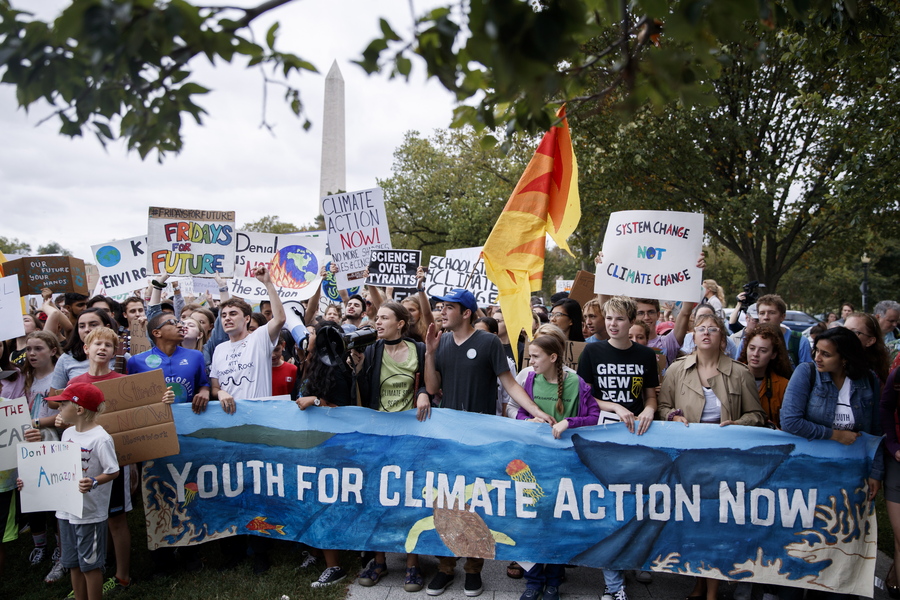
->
[524,563,564,590]
[602,569,625,592]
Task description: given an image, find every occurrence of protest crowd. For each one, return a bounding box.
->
[2,243,898,600]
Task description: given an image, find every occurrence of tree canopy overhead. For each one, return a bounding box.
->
[0,0,875,159]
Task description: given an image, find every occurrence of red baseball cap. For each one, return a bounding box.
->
[45,383,105,412]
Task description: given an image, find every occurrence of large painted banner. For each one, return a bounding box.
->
[148,207,236,277]
[144,404,878,595]
[595,210,704,302]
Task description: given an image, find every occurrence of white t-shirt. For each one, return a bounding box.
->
[57,425,119,524]
[700,387,722,423]
[210,327,277,400]
[833,377,854,430]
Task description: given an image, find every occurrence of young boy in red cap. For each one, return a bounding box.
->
[22,382,119,600]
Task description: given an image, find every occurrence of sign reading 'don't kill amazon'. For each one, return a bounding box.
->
[94,370,180,465]
[147,207,236,277]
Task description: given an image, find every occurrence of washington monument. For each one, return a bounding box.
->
[319,60,346,201]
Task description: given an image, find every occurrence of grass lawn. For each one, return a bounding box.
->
[1,497,355,600]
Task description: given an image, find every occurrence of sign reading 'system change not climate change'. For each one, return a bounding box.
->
[148,207,236,277]
[595,210,704,302]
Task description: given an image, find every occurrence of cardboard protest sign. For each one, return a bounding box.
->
[0,397,30,471]
[145,404,878,596]
[366,249,421,288]
[17,441,82,517]
[322,188,392,289]
[522,341,586,373]
[148,207,236,278]
[92,236,149,298]
[229,231,327,302]
[426,252,499,308]
[0,275,26,341]
[555,279,574,293]
[127,319,152,355]
[595,210,704,302]
[567,270,596,306]
[2,256,88,295]
[94,370,179,465]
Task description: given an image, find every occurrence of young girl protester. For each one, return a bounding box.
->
[352,302,431,591]
[738,323,792,429]
[516,334,598,600]
[21,331,65,576]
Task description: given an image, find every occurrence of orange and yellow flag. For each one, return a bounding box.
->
[483,105,580,362]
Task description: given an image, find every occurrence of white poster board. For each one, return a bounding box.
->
[0,275,26,341]
[426,247,499,307]
[147,207,236,277]
[556,279,574,293]
[229,231,327,302]
[321,188,392,290]
[91,236,149,298]
[17,441,83,517]
[594,210,704,303]
[0,397,30,471]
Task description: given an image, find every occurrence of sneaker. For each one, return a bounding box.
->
[51,547,61,563]
[311,566,346,588]
[300,551,318,569]
[45,560,67,583]
[613,590,628,600]
[426,572,454,596]
[404,566,425,592]
[30,546,47,565]
[601,588,615,600]
[520,588,542,600]
[544,586,560,600]
[634,571,652,584]
[108,577,134,594]
[358,560,388,587]
[102,577,118,594]
[734,582,752,600]
[464,573,483,597]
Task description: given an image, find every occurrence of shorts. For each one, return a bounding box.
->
[59,519,108,572]
[885,454,900,504]
[108,465,132,517]
[0,490,17,543]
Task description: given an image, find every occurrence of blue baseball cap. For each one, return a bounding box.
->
[434,289,478,314]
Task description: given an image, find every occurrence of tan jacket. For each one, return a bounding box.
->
[657,353,765,426]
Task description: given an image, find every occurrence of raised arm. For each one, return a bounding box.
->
[256,266,286,343]
[304,266,326,326]
[415,267,435,330]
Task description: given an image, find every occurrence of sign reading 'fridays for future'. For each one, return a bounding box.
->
[595,210,704,303]
[147,207,236,278]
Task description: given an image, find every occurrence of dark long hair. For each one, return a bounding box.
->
[814,327,871,381]
[551,298,584,342]
[297,321,348,401]
[847,312,890,383]
[63,308,117,362]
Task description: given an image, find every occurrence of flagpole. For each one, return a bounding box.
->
[464,254,484,290]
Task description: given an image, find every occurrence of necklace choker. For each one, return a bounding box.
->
[384,338,404,345]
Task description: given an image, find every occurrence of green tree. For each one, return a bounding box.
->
[378,128,530,261]
[0,0,871,158]
[242,214,324,233]
[574,15,900,293]
[0,236,31,254]
[36,241,72,255]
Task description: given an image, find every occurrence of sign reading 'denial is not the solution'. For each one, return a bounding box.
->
[17,441,82,517]
[322,188,392,290]
[230,231,327,302]
[595,210,704,303]
[148,207,236,278]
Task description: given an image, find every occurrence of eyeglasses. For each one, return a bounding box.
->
[849,329,873,339]
[549,312,568,319]
[694,326,720,334]
[154,318,183,330]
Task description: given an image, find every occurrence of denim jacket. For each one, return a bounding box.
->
[781,362,884,480]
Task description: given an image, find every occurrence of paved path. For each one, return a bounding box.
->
[346,552,893,600]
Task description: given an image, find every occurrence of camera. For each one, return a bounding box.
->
[741,280,765,309]
[318,325,379,367]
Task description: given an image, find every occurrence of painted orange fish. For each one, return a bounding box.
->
[245,516,286,535]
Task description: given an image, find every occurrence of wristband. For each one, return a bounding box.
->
[667,409,684,421]
[219,286,228,292]
[90,477,98,490]
[151,280,167,290]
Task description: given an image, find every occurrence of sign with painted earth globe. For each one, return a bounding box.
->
[269,245,319,289]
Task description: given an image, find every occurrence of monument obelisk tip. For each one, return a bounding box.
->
[319,60,346,202]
